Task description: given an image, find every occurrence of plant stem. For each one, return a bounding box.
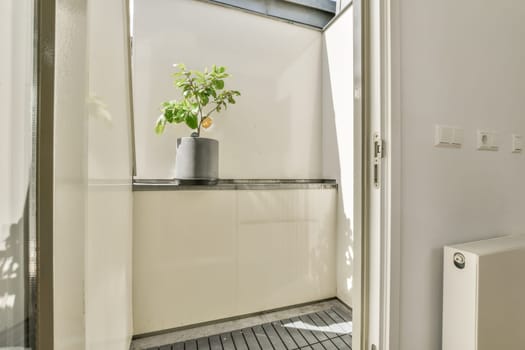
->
[197,102,221,136]
[188,77,204,137]
[204,104,220,118]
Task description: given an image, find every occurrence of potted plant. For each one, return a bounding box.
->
[155,64,241,183]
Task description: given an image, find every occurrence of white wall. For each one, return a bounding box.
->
[54,0,134,348]
[133,189,336,335]
[393,1,525,349]
[133,0,323,179]
[322,7,354,307]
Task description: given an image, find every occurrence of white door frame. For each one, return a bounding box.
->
[357,0,401,349]
[378,0,401,350]
[380,0,402,350]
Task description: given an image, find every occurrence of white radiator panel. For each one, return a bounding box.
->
[443,235,525,350]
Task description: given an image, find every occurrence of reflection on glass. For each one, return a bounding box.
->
[0,0,36,348]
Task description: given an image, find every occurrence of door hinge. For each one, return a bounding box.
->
[373,133,385,189]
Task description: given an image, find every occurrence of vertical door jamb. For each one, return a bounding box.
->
[35,0,56,348]
[352,0,369,349]
[379,0,401,349]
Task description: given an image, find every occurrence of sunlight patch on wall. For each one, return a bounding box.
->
[0,292,16,310]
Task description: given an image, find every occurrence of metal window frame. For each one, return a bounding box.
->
[283,0,336,13]
[197,0,336,29]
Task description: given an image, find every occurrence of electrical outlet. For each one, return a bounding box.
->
[477,130,498,151]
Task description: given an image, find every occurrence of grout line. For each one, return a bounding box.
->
[327,338,339,350]
[288,316,312,346]
[260,324,277,350]
[305,314,332,340]
[314,311,337,334]
[250,327,264,350]
[323,310,344,333]
[231,332,239,350]
[339,334,351,348]
[219,333,225,350]
[278,320,300,349]
[240,329,250,350]
[330,309,348,323]
[301,314,325,343]
[269,322,291,350]
[317,339,328,350]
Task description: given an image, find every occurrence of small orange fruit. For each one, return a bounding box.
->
[201,117,213,129]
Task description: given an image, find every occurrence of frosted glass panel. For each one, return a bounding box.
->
[0,0,36,347]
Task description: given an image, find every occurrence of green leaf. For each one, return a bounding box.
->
[200,94,209,106]
[214,80,225,89]
[168,109,177,122]
[174,109,185,123]
[155,115,167,134]
[185,114,199,129]
[159,64,241,134]
[155,123,165,134]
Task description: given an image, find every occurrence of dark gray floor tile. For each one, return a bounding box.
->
[209,335,223,350]
[242,327,262,350]
[219,333,236,350]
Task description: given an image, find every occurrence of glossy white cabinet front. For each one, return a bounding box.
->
[133,189,337,335]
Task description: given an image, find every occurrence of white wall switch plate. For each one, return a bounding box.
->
[477,130,498,151]
[512,134,523,153]
[435,125,463,148]
[452,128,464,146]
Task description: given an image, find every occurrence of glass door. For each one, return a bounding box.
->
[0,0,37,348]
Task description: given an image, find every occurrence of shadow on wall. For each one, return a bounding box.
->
[338,200,353,301]
[0,193,29,347]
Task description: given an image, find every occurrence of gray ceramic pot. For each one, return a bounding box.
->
[174,137,218,183]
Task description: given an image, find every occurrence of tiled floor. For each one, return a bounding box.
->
[132,300,352,350]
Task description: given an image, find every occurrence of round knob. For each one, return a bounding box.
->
[453,252,466,269]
